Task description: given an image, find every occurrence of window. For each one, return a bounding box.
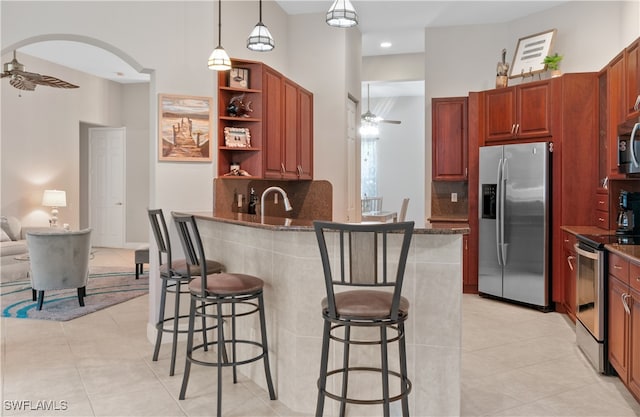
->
[361,135,378,198]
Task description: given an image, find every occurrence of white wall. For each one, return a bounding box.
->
[372,95,425,224]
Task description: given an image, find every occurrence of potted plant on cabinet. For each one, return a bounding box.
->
[543,53,563,77]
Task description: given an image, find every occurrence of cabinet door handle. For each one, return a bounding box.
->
[622,293,631,315]
[635,94,640,112]
[511,124,516,135]
[567,255,575,271]
[281,163,285,174]
[614,264,623,270]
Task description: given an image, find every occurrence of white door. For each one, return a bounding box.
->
[347,97,358,221]
[89,127,125,247]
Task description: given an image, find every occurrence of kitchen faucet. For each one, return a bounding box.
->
[260,186,293,218]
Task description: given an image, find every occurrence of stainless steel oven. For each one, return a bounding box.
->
[574,239,606,373]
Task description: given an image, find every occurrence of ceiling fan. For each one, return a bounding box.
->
[1,51,79,91]
[361,83,401,125]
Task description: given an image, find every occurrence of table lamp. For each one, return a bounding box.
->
[42,189,66,227]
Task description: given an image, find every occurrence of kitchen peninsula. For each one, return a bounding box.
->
[176,211,467,415]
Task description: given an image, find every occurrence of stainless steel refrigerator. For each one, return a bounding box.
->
[478,142,550,309]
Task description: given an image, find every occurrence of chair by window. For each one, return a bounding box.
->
[398,198,410,222]
[361,196,383,213]
[313,220,414,416]
[26,228,92,310]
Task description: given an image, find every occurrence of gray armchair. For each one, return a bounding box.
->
[26,228,92,310]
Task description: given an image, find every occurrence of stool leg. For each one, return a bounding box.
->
[201,299,209,352]
[380,325,390,417]
[153,278,169,362]
[170,280,182,376]
[136,264,140,279]
[216,298,224,417]
[258,293,276,400]
[316,319,331,417]
[399,322,410,417]
[232,296,238,383]
[179,296,197,400]
[339,324,351,417]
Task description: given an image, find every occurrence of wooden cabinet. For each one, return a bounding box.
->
[607,53,626,181]
[432,97,468,181]
[608,252,640,402]
[484,81,551,143]
[562,232,577,322]
[263,66,314,180]
[595,188,610,230]
[218,59,313,180]
[625,39,640,120]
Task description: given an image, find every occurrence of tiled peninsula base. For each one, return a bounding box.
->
[161,215,463,415]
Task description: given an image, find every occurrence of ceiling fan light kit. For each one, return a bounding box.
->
[361,83,402,128]
[326,0,359,28]
[208,0,231,71]
[247,0,275,51]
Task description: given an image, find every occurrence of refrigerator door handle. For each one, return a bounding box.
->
[496,158,504,266]
[500,158,507,265]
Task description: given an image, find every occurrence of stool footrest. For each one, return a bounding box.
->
[187,339,268,368]
[319,366,412,405]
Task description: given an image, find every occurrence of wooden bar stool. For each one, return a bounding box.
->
[173,214,276,417]
[313,220,414,417]
[147,209,225,376]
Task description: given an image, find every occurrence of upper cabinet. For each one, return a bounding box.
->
[603,52,626,182]
[218,59,313,180]
[432,97,468,181]
[484,80,552,143]
[626,39,640,120]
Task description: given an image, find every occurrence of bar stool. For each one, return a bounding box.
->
[313,220,414,417]
[173,214,276,417]
[147,209,225,376]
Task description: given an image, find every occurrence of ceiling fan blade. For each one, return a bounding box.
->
[34,74,79,89]
[379,119,402,124]
[9,76,35,91]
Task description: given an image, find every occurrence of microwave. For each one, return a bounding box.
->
[618,117,640,174]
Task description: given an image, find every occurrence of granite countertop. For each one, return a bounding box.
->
[605,244,640,263]
[561,225,616,236]
[177,211,469,235]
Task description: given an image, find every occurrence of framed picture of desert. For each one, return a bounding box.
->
[158,94,213,162]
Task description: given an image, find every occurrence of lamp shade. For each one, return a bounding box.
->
[42,190,67,207]
[247,23,275,51]
[326,0,358,28]
[208,46,231,71]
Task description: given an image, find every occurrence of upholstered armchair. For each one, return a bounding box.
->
[26,228,92,310]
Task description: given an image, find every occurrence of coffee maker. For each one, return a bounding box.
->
[616,190,640,235]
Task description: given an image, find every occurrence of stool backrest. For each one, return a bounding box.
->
[148,209,174,271]
[172,214,208,290]
[313,220,414,320]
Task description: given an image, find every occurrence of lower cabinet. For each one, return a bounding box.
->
[608,253,640,402]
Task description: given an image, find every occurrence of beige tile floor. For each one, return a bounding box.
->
[2,248,640,416]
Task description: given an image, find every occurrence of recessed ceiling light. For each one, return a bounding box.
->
[380,42,392,48]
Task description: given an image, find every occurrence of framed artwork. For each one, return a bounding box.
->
[509,29,557,79]
[158,94,213,162]
[229,68,249,89]
[224,127,251,148]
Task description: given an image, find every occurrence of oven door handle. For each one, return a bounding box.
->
[574,243,600,260]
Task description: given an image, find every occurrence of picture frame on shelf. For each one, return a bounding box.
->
[158,94,213,162]
[229,67,249,89]
[509,29,557,79]
[224,127,251,148]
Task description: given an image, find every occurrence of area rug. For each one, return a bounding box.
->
[0,272,148,321]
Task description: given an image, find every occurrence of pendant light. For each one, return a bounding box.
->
[208,0,231,71]
[247,0,275,51]
[326,0,358,28]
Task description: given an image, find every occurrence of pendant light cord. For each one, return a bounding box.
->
[259,0,263,22]
[218,0,222,47]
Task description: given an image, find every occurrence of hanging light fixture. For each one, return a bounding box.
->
[208,0,231,71]
[326,0,358,28]
[247,0,275,51]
